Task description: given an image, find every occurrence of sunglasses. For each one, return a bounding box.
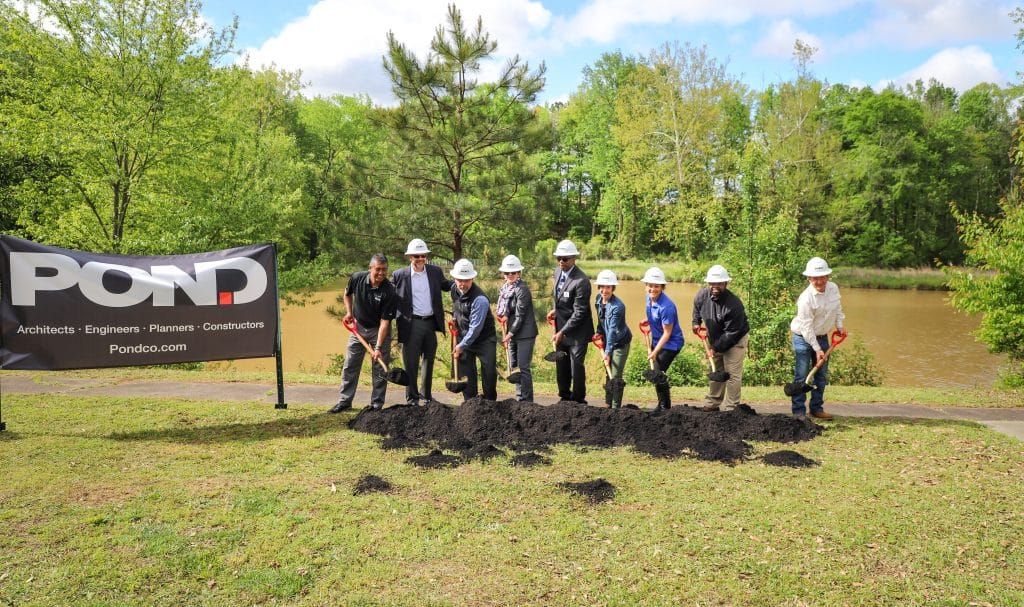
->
[556,256,573,262]
[410,254,427,259]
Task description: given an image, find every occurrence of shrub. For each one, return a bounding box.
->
[624,342,705,387]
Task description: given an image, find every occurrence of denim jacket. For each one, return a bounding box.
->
[594,294,632,354]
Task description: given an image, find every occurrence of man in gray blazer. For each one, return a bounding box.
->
[546,239,594,404]
[391,238,454,406]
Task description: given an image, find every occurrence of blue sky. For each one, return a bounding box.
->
[199,0,1024,105]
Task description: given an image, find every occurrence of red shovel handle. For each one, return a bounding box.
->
[447,319,458,337]
[342,317,358,334]
[591,333,605,350]
[829,329,847,351]
[638,320,651,337]
[695,326,708,342]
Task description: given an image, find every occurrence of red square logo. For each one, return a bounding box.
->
[218,291,233,305]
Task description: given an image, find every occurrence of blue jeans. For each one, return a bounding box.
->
[791,334,829,414]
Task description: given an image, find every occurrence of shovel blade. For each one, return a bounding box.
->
[783,381,812,397]
[543,350,567,362]
[445,379,468,394]
[643,369,668,384]
[386,368,410,386]
[708,370,731,382]
[603,378,626,404]
[507,369,523,384]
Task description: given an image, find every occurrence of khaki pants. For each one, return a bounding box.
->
[704,333,748,409]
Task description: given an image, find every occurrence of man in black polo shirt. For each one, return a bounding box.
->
[330,253,397,412]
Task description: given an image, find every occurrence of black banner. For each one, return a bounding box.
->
[0,236,279,370]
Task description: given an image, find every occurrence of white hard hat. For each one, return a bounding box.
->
[404,238,430,256]
[499,254,524,273]
[704,264,732,282]
[553,239,580,257]
[802,257,832,277]
[595,269,618,286]
[450,258,478,279]
[641,267,667,285]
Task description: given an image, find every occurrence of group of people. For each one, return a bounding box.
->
[329,238,846,420]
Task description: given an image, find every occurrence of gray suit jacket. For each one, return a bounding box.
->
[552,265,594,345]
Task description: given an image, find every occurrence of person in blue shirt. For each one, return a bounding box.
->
[643,267,683,411]
[594,270,631,408]
[449,258,497,401]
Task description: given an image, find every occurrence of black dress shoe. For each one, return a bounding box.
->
[328,402,352,413]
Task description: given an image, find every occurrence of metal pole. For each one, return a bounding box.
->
[0,374,6,432]
[272,243,286,410]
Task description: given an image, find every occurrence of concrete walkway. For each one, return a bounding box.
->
[3,375,1023,441]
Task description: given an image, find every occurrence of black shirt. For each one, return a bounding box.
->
[691,287,750,352]
[345,271,397,329]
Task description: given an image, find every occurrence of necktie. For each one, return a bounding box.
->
[556,271,567,298]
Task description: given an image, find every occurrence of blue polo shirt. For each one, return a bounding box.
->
[646,293,684,351]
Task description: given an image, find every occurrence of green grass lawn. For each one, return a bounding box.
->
[2,394,1022,606]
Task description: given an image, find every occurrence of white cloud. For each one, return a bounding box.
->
[556,0,858,45]
[850,0,1016,49]
[753,19,825,59]
[241,0,552,103]
[880,46,1005,91]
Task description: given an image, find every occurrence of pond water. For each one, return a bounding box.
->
[224,279,1004,389]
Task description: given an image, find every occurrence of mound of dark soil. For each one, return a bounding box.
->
[560,478,615,504]
[460,444,505,461]
[350,398,821,465]
[509,452,552,467]
[353,474,393,494]
[405,449,460,469]
[761,450,819,468]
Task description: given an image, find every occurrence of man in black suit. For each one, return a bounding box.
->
[546,239,594,404]
[391,238,454,406]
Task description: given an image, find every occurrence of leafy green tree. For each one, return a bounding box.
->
[373,4,548,261]
[948,189,1024,386]
[612,42,748,257]
[293,94,391,268]
[0,0,236,253]
[552,51,640,253]
[827,88,931,266]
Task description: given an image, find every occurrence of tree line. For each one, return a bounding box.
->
[3,1,1019,271]
[3,0,1023,383]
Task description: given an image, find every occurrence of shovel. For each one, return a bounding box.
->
[695,326,731,382]
[342,317,409,386]
[497,317,523,384]
[783,330,848,396]
[543,316,568,362]
[444,319,468,393]
[638,320,668,384]
[591,333,625,405]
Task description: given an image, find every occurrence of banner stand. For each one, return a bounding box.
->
[272,243,287,410]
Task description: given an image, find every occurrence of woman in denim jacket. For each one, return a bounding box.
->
[594,270,632,407]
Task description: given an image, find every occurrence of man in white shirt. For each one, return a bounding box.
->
[789,257,848,420]
[392,239,454,406]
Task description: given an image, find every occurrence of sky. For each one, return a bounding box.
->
[198,0,1024,106]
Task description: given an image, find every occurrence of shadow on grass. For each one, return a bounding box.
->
[819,415,991,435]
[106,411,349,444]
[0,429,23,441]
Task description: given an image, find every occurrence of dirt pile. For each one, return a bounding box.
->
[349,398,821,464]
[509,452,551,468]
[761,450,819,468]
[405,449,461,469]
[353,474,393,494]
[560,478,616,504]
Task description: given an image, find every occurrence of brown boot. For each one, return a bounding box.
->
[809,410,833,420]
